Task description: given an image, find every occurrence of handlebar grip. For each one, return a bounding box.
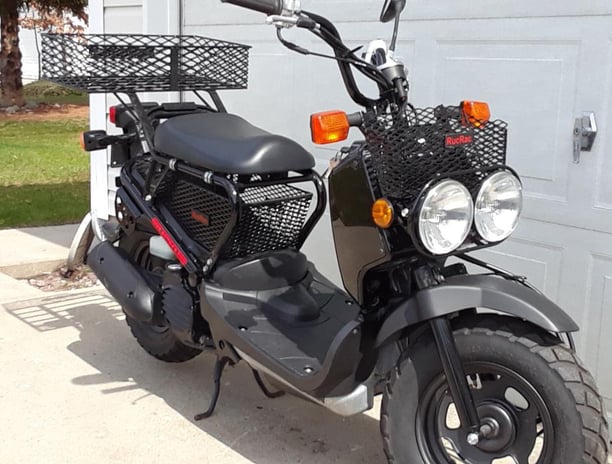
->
[222,0,283,15]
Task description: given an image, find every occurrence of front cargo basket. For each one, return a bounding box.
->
[364,105,508,206]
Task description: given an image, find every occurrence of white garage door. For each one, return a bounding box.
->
[180,0,612,410]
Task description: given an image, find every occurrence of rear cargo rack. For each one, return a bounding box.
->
[41,33,251,94]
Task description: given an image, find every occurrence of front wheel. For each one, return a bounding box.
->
[381,315,609,464]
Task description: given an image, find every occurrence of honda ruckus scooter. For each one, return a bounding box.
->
[42,0,609,462]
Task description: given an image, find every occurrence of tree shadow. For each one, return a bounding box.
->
[5,291,385,463]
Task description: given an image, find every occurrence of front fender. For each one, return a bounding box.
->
[376,274,578,347]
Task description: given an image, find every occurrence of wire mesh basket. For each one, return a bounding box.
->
[364,105,508,206]
[164,176,313,259]
[133,160,313,259]
[41,34,251,93]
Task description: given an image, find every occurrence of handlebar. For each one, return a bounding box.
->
[221,1,405,109]
[221,0,283,15]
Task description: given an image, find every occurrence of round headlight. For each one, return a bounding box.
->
[475,171,523,243]
[418,180,474,255]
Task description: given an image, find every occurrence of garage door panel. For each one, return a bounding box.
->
[402,1,612,21]
[235,1,612,23]
[592,40,612,213]
[434,41,579,206]
[583,254,612,407]
[474,231,564,300]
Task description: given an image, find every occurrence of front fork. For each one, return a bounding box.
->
[415,267,483,444]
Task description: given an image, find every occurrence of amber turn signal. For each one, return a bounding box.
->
[79,132,86,151]
[372,198,394,229]
[310,110,350,145]
[461,101,490,128]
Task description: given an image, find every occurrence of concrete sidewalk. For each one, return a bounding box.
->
[0,223,79,278]
[0,224,79,303]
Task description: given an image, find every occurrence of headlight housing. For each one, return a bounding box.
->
[418,180,474,255]
[474,171,522,243]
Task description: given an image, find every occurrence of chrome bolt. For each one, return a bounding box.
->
[145,194,152,202]
[401,208,410,218]
[304,367,314,374]
[467,432,479,446]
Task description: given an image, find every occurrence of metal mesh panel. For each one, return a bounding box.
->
[229,184,313,257]
[41,34,250,93]
[364,105,507,205]
[164,178,234,252]
[136,162,313,258]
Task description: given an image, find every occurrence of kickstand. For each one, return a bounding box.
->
[194,357,229,421]
[252,369,285,399]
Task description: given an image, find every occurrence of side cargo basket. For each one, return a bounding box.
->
[133,159,315,260]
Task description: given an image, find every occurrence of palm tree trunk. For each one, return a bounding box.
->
[1,1,25,107]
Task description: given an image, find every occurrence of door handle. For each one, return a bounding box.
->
[573,111,597,164]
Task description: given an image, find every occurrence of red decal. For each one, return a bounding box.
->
[151,217,188,266]
[445,133,474,148]
[191,210,210,226]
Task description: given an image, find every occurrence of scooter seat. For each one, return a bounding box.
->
[154,113,315,174]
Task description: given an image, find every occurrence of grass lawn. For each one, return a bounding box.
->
[0,117,90,228]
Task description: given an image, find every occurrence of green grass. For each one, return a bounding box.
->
[23,80,88,106]
[0,119,89,185]
[0,118,90,228]
[0,183,89,228]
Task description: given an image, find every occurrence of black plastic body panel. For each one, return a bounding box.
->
[213,250,308,291]
[88,242,161,323]
[329,152,390,305]
[376,274,579,347]
[201,264,363,397]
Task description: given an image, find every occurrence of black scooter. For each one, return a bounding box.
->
[43,0,609,462]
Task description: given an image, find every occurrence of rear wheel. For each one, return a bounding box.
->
[119,232,202,363]
[381,316,609,463]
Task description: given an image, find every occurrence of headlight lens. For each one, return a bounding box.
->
[418,180,474,255]
[475,171,523,242]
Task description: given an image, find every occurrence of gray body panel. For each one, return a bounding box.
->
[376,274,579,347]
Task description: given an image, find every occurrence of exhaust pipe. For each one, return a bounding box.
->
[88,242,160,322]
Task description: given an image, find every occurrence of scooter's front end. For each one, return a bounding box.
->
[222,0,610,462]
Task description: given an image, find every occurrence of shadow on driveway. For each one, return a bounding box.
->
[5,291,385,463]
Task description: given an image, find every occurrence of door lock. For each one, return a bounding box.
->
[573,112,597,164]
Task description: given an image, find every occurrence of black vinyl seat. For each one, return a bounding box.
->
[154,113,315,174]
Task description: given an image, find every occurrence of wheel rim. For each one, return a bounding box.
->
[417,361,555,464]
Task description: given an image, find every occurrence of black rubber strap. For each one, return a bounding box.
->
[221,0,282,15]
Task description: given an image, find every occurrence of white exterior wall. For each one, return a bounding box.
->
[19,28,39,83]
[92,1,612,414]
[91,0,180,220]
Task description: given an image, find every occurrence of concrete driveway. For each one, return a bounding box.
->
[2,288,611,464]
[0,289,385,464]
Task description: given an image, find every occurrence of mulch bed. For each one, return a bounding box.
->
[25,265,99,292]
